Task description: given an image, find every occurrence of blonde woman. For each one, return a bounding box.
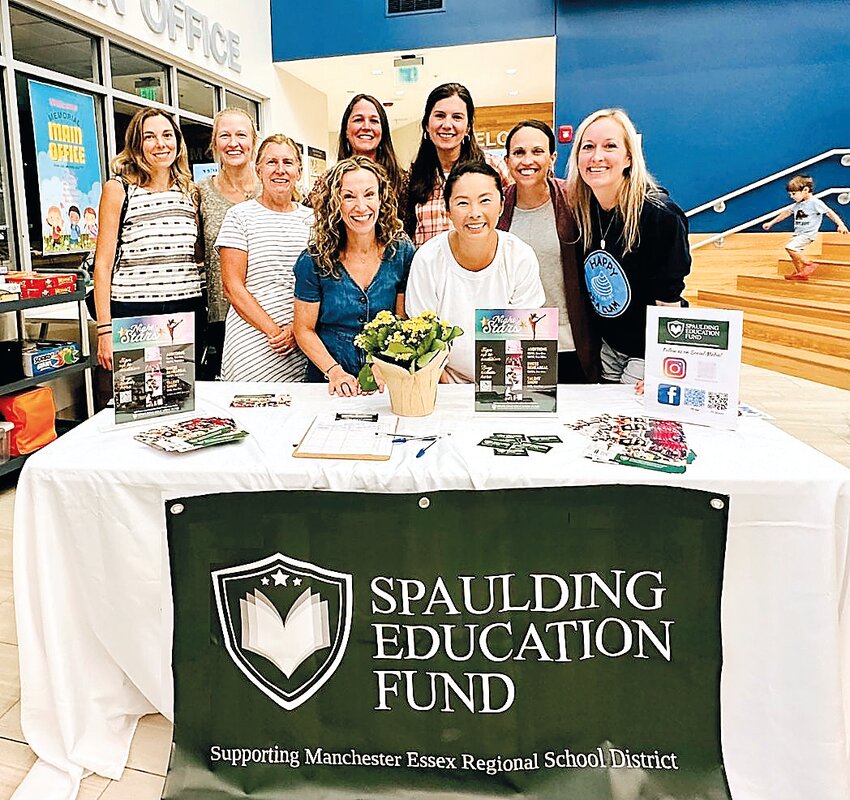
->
[216,134,312,382]
[566,108,690,384]
[197,107,260,377]
[293,156,414,396]
[93,107,203,371]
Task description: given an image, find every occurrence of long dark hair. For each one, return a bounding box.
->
[405,83,485,220]
[337,94,403,192]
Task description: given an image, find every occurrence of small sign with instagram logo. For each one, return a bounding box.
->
[643,306,743,430]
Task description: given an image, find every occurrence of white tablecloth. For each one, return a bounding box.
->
[11,383,850,800]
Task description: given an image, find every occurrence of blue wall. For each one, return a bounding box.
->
[271,0,850,233]
[555,0,850,232]
[271,1,554,61]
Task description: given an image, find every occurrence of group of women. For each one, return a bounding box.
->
[92,82,690,396]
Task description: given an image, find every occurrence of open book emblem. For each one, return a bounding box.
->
[212,553,353,710]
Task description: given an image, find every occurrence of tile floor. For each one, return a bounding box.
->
[0,364,847,799]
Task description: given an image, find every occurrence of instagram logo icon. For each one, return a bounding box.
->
[663,357,687,379]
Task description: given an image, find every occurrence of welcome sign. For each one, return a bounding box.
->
[166,486,730,799]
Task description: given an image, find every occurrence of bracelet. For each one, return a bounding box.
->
[323,362,340,379]
[96,323,112,330]
[97,330,111,337]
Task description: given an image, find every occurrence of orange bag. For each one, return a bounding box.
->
[0,386,57,455]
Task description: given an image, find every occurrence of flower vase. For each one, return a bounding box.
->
[376,350,449,417]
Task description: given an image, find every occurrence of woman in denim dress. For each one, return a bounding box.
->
[293,157,414,397]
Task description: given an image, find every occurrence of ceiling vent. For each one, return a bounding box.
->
[387,0,443,16]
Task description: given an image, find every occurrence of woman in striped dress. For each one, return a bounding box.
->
[93,108,204,370]
[216,134,312,382]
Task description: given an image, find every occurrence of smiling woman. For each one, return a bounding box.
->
[293,156,414,397]
[92,107,204,376]
[497,119,600,383]
[215,134,312,382]
[566,108,690,385]
[405,161,545,383]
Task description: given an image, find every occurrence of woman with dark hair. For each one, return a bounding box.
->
[498,119,600,383]
[403,82,508,247]
[566,108,690,385]
[92,107,203,371]
[293,156,414,396]
[406,161,544,383]
[306,94,405,206]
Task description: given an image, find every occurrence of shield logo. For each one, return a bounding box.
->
[666,320,685,338]
[212,553,353,710]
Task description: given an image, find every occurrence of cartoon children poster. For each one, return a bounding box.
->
[28,80,102,254]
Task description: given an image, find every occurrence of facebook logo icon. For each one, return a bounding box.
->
[657,384,682,406]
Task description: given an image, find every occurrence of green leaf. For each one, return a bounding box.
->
[416,350,438,368]
[384,341,415,355]
[357,364,378,392]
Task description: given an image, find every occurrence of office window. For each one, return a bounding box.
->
[178,72,215,118]
[181,119,213,171]
[224,91,260,128]
[112,98,145,155]
[110,44,169,105]
[10,5,99,82]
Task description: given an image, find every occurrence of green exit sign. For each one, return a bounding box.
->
[137,86,158,101]
[396,65,419,84]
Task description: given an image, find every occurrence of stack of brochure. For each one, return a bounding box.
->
[134,416,249,453]
[566,414,695,473]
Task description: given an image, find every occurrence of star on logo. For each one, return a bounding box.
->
[293,577,302,586]
[261,576,270,586]
[272,570,289,586]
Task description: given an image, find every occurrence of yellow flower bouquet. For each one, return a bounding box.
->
[354,310,463,395]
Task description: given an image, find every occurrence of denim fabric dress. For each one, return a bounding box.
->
[294,237,415,381]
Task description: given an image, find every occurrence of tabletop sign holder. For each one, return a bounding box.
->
[112,312,195,425]
[474,307,558,413]
[643,306,743,431]
[293,412,398,460]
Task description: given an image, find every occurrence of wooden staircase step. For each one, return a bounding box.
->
[821,242,850,260]
[743,313,850,358]
[778,258,850,281]
[695,290,850,328]
[737,274,850,303]
[742,339,850,390]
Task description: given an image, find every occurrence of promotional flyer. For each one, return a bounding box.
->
[475,308,558,413]
[166,485,729,800]
[28,80,102,255]
[643,307,743,430]
[112,313,195,424]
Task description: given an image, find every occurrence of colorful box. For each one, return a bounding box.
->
[5,272,78,299]
[22,340,81,378]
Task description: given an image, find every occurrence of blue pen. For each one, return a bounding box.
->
[416,438,438,458]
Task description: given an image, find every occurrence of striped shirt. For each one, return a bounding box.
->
[215,199,312,382]
[111,184,202,302]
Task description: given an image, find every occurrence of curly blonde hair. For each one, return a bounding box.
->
[110,107,192,196]
[566,108,660,254]
[308,156,405,279]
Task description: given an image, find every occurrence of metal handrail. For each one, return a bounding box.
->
[690,188,850,250]
[685,149,850,217]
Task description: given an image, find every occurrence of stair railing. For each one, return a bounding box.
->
[690,188,850,251]
[686,149,850,217]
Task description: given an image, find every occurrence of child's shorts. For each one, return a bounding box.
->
[785,234,815,252]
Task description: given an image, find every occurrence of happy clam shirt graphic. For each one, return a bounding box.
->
[583,250,631,318]
[212,552,353,711]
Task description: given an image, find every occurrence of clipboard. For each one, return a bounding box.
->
[293,412,398,461]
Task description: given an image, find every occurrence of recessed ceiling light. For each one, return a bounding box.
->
[506,68,518,75]
[371,69,383,76]
[508,90,519,96]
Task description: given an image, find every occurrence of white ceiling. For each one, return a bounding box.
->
[278,37,555,131]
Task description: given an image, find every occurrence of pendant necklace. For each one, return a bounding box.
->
[596,205,616,251]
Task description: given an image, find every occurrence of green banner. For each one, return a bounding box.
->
[657,317,730,349]
[165,485,729,799]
